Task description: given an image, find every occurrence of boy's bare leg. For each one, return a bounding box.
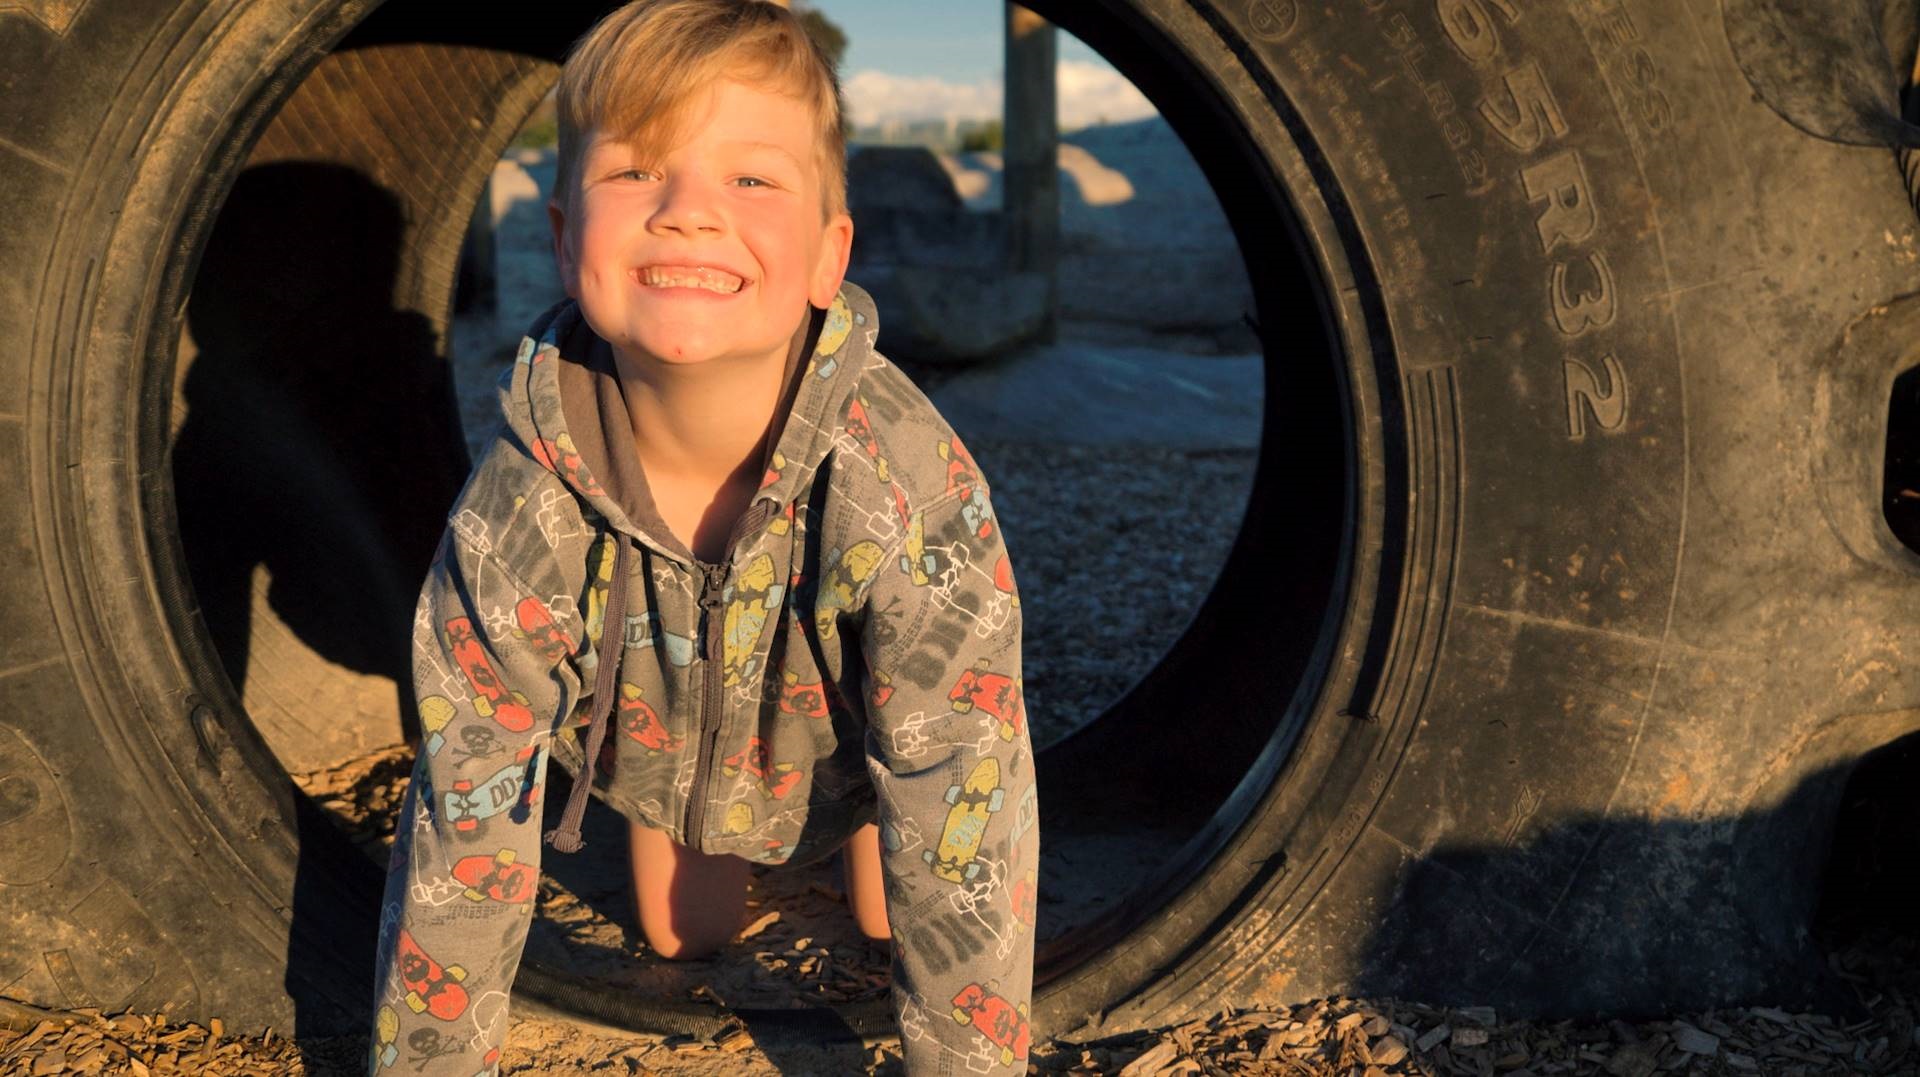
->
[628,822,753,959]
[841,822,892,941]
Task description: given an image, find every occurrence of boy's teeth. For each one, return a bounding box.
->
[641,265,743,293]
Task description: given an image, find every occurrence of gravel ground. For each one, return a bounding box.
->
[957,434,1257,748]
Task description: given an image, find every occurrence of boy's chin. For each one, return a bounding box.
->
[611,335,785,370]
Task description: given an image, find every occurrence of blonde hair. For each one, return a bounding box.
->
[553,0,848,220]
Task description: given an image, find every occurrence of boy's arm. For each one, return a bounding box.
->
[368,527,582,1077]
[859,481,1039,1076]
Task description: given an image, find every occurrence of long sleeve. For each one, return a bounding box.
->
[860,479,1038,1076]
[368,526,583,1077]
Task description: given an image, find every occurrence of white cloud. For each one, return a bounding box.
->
[1055,60,1157,129]
[843,59,1157,131]
[844,70,999,128]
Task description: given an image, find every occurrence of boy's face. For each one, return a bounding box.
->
[548,76,853,374]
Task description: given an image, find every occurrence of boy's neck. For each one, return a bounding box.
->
[600,322,808,491]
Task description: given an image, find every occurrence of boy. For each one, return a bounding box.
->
[365,2,1038,1074]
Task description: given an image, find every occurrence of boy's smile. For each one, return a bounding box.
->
[637,264,745,294]
[549,76,853,371]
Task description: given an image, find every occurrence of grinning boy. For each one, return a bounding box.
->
[365,1,1038,1073]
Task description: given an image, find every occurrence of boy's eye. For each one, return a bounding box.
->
[735,176,769,188]
[617,168,655,181]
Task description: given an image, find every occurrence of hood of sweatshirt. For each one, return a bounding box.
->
[503,282,878,564]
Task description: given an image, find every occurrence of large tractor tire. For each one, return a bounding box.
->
[3,0,1918,1043]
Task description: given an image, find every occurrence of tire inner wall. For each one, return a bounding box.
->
[171,39,555,775]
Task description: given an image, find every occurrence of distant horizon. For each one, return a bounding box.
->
[845,111,1161,145]
[813,1,1157,130]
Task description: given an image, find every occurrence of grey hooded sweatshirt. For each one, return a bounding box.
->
[366,282,1037,1076]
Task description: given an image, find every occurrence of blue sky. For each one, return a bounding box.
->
[812,0,1106,83]
[808,1,1151,129]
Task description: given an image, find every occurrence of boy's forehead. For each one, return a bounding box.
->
[723,139,806,168]
[585,131,811,163]
[595,76,821,149]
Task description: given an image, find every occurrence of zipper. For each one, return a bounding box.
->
[682,497,777,849]
[684,562,727,847]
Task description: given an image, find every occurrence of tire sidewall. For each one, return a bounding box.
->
[24,0,385,1028]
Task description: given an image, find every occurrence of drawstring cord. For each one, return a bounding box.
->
[544,530,632,853]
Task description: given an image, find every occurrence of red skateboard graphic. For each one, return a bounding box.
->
[445,617,534,732]
[451,848,535,904]
[396,930,469,1020]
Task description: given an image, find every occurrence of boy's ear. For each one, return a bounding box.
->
[809,210,854,309]
[548,198,580,300]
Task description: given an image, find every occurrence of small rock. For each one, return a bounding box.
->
[1605,1042,1659,1077]
[1416,1024,1451,1052]
[1672,1023,1719,1056]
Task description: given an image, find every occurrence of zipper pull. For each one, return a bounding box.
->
[698,564,726,660]
[698,563,726,607]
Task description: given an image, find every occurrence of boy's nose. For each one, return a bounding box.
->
[648,176,723,235]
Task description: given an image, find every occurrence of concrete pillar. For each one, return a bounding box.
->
[1004,2,1059,342]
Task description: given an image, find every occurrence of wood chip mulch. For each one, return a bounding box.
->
[11,741,1911,1075]
[1022,986,1919,1076]
[7,954,1917,1077]
[0,999,314,1076]
[293,745,414,864]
